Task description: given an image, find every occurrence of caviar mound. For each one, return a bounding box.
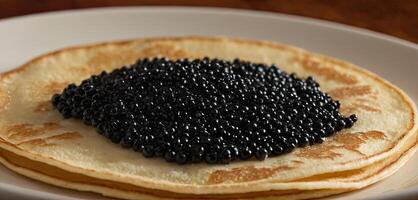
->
[51,57,356,164]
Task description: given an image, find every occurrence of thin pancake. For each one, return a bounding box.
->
[0,37,416,195]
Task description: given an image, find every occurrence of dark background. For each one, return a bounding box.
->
[0,0,417,43]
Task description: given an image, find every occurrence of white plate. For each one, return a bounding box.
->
[0,7,417,200]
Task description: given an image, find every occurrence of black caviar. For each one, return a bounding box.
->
[52,57,357,164]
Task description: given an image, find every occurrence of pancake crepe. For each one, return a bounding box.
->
[0,36,416,199]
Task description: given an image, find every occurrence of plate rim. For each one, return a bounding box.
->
[0,6,416,50]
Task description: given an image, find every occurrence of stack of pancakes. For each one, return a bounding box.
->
[0,37,416,199]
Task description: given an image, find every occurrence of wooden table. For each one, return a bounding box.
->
[1,0,417,43]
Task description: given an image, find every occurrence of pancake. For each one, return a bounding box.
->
[0,36,416,198]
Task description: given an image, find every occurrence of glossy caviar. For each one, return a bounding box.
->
[52,57,357,164]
